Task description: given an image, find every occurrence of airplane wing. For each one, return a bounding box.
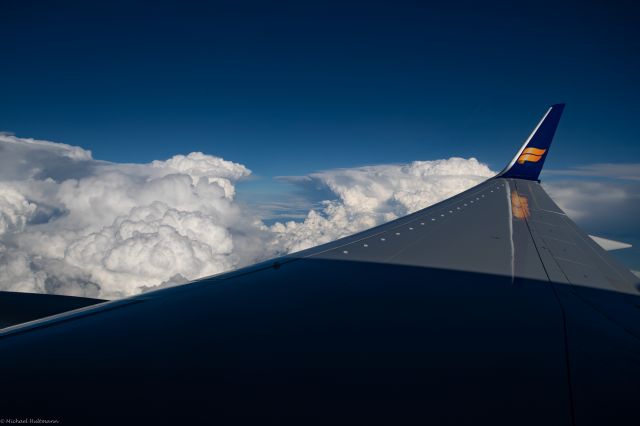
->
[1,104,638,426]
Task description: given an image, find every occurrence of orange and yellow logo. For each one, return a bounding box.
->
[517,147,546,164]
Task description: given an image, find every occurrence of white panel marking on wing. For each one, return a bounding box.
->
[506,182,515,284]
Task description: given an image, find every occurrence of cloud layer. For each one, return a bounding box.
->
[543,166,640,236]
[1,133,495,298]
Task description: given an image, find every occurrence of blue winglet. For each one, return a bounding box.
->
[497,103,565,181]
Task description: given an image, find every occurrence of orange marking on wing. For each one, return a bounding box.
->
[511,191,530,220]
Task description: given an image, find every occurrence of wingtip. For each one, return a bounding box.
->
[497,104,565,181]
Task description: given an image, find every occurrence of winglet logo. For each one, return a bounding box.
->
[517,147,546,164]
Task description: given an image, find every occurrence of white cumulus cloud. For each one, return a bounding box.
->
[0,132,495,299]
[269,159,494,253]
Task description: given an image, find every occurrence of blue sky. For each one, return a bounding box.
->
[1,0,639,273]
[1,0,638,174]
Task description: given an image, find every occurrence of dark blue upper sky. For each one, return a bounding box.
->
[1,0,638,176]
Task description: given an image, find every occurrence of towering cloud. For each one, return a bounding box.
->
[270,159,494,252]
[0,133,495,298]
